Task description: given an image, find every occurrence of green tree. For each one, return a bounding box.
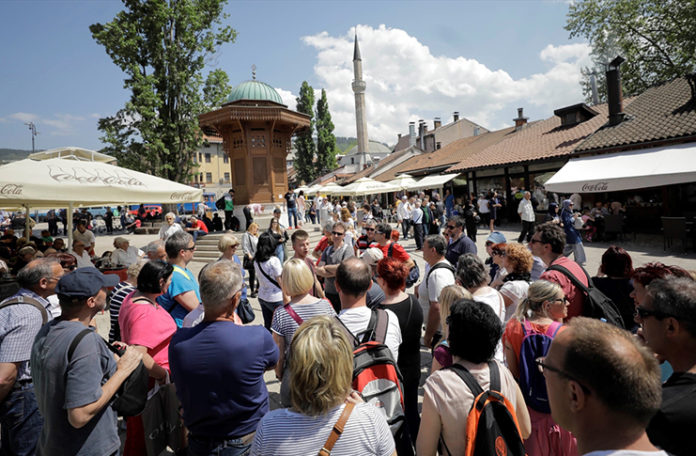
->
[90,0,235,183]
[315,89,337,174]
[294,81,316,184]
[566,0,696,103]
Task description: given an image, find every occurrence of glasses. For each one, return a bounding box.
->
[183,245,197,251]
[635,306,671,320]
[535,359,591,394]
[365,228,375,232]
[552,297,568,304]
[492,250,506,257]
[446,225,456,230]
[332,231,345,236]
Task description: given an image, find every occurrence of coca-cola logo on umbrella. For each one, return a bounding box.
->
[48,166,145,187]
[0,184,23,196]
[581,181,609,192]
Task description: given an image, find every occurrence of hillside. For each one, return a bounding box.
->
[0,148,32,163]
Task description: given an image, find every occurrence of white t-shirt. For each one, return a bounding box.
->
[73,229,96,248]
[250,402,395,456]
[182,304,204,328]
[499,280,530,322]
[256,257,283,302]
[477,198,490,214]
[158,223,183,240]
[473,288,505,363]
[110,246,142,267]
[338,306,402,361]
[418,260,455,330]
[69,250,95,269]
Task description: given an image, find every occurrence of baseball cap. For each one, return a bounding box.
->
[55,268,119,298]
[361,248,384,267]
[486,231,507,245]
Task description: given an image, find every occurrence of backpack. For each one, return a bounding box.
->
[443,362,526,456]
[518,320,562,413]
[336,309,413,455]
[425,262,455,289]
[387,243,420,288]
[0,295,48,324]
[546,264,625,328]
[215,196,225,210]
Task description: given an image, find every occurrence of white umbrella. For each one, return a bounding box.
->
[318,182,345,195]
[339,177,399,197]
[304,184,323,196]
[0,158,202,245]
[386,173,418,190]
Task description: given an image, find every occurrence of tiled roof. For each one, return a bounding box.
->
[342,146,422,184]
[377,128,514,181]
[448,104,614,172]
[575,78,696,152]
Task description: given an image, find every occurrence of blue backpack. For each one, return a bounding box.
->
[518,320,562,413]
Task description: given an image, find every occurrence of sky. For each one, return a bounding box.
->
[0,0,592,152]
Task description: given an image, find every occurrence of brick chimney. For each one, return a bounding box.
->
[434,117,441,129]
[606,56,626,126]
[513,107,528,131]
[453,111,460,122]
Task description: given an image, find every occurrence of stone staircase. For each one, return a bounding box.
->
[192,233,223,263]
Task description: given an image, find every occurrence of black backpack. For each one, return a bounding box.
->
[68,329,149,417]
[442,362,526,456]
[425,262,455,289]
[547,264,625,328]
[215,196,225,210]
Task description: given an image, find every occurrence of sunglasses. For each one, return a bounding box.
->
[365,228,375,231]
[552,297,568,304]
[183,245,197,251]
[492,250,506,257]
[535,359,591,394]
[634,306,671,320]
[446,225,456,230]
[332,231,345,236]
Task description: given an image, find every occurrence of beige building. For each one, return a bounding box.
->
[190,134,231,193]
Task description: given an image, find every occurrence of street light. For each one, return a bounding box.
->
[25,122,37,153]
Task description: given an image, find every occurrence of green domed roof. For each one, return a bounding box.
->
[226,80,284,105]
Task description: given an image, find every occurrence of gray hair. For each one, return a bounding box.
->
[165,212,176,220]
[113,237,129,249]
[165,231,193,259]
[144,240,165,255]
[456,253,488,289]
[365,219,377,227]
[127,259,148,281]
[323,222,334,234]
[200,260,243,312]
[424,234,447,256]
[647,277,696,338]
[17,258,59,289]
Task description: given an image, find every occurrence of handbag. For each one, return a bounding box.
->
[317,401,355,456]
[142,375,185,456]
[236,297,255,324]
[243,255,253,269]
[68,329,149,417]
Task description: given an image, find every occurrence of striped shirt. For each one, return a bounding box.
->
[108,282,135,343]
[271,299,336,346]
[250,402,395,456]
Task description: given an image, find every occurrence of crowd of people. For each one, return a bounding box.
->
[0,194,695,456]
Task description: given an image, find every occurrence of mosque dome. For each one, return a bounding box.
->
[225,80,284,105]
[345,140,391,156]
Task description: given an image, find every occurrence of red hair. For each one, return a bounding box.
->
[377,257,409,291]
[631,262,691,286]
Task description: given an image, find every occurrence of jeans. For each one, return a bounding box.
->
[191,230,207,242]
[274,243,285,263]
[413,223,424,249]
[518,220,535,243]
[401,219,410,239]
[563,242,587,265]
[259,298,282,330]
[188,434,252,456]
[0,383,43,456]
[224,211,234,230]
[287,207,298,228]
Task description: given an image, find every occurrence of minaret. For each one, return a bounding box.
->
[352,32,369,168]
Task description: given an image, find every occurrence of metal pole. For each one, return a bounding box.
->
[67,203,74,250]
[23,205,31,240]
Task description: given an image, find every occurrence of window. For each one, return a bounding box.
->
[205,153,211,163]
[206,172,212,183]
[223,155,229,163]
[224,172,230,183]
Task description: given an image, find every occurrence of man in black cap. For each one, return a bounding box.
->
[30,268,142,456]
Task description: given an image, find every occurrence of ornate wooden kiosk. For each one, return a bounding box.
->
[199,78,310,205]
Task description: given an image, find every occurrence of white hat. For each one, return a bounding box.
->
[361,247,384,267]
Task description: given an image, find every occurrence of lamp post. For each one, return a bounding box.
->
[25,122,37,153]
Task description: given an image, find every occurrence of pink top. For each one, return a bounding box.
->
[118,291,177,371]
[540,256,588,319]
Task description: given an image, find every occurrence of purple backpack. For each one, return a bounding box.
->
[518,320,562,413]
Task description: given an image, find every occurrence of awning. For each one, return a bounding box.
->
[411,173,459,191]
[545,143,696,193]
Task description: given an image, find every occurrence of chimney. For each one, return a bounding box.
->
[436,142,441,150]
[453,111,460,122]
[434,117,441,129]
[418,119,425,149]
[606,56,626,126]
[589,73,600,106]
[513,107,528,131]
[397,133,402,140]
[408,122,416,146]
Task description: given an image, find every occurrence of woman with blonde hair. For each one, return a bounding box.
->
[502,279,577,456]
[271,258,335,407]
[251,316,396,456]
[430,284,471,373]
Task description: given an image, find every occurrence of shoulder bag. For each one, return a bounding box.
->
[318,401,356,456]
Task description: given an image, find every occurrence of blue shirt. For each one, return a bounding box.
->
[169,321,278,439]
[445,234,477,265]
[157,265,201,327]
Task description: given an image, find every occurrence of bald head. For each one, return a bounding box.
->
[335,257,372,298]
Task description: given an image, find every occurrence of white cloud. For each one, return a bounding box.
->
[274,88,297,110]
[295,25,591,143]
[9,112,39,123]
[2,112,88,137]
